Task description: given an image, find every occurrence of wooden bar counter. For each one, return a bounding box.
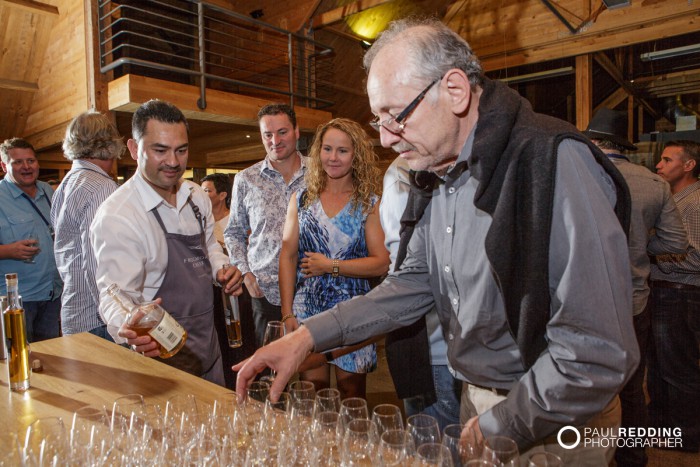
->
[1,333,233,434]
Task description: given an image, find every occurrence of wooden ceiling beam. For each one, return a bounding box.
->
[593,52,659,119]
[596,87,628,114]
[311,0,393,29]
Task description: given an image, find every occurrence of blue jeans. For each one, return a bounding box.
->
[403,364,461,432]
[648,286,700,451]
[23,297,61,342]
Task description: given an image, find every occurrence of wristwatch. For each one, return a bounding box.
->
[332,259,339,278]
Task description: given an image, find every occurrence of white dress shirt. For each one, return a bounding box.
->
[91,172,229,342]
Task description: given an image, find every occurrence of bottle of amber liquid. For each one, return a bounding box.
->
[4,273,30,391]
[106,284,187,358]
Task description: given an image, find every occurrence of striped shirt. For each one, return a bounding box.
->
[652,180,700,286]
[51,160,118,334]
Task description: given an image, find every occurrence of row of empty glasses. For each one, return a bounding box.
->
[3,382,563,466]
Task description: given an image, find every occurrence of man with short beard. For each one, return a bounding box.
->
[91,100,242,385]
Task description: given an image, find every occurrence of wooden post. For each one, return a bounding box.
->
[575,54,593,131]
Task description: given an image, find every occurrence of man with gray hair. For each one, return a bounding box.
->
[51,111,125,339]
[0,137,62,342]
[235,18,638,462]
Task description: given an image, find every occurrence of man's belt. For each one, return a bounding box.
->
[650,280,700,291]
[467,382,510,397]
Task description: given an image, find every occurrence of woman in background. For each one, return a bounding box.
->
[201,173,231,249]
[279,118,389,399]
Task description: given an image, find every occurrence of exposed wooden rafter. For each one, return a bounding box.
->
[593,52,659,119]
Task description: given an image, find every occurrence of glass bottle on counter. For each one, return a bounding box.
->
[0,295,7,361]
[4,273,30,391]
[106,284,188,359]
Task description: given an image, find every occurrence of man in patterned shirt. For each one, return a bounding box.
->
[651,139,700,452]
[51,111,124,339]
[224,104,306,348]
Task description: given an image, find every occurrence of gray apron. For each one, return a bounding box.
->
[151,198,224,385]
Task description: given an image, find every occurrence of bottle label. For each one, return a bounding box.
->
[148,312,185,352]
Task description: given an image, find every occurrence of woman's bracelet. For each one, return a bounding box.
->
[280,313,296,324]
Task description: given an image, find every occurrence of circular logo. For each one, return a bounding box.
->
[557,425,581,449]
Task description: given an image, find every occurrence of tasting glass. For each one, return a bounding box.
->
[376,429,416,466]
[261,392,292,458]
[244,381,270,437]
[23,416,69,466]
[111,393,145,433]
[314,387,341,416]
[70,406,110,463]
[527,451,563,466]
[481,436,519,467]
[23,230,39,264]
[311,411,342,466]
[339,397,369,434]
[289,380,316,402]
[340,418,376,466]
[442,424,480,466]
[260,320,285,383]
[164,394,201,454]
[407,414,441,448]
[415,442,455,467]
[371,403,404,438]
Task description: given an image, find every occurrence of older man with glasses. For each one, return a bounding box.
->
[235,18,638,464]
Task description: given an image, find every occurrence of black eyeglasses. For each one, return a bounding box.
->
[370,76,443,134]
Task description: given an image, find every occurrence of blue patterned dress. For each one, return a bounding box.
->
[293,190,378,374]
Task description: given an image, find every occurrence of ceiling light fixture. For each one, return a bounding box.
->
[640,43,700,62]
[499,66,575,85]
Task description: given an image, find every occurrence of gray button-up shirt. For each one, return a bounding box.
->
[304,134,638,446]
[224,154,306,305]
[608,157,688,314]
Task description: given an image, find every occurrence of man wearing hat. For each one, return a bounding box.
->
[585,108,689,467]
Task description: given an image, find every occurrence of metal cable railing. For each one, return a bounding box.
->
[98,0,335,110]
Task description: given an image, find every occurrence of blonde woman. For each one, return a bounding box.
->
[279,118,389,398]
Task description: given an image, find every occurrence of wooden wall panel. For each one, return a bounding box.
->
[0,0,58,140]
[23,0,88,147]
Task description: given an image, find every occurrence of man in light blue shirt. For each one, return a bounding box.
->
[0,138,62,341]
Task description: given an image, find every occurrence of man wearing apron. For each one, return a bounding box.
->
[91,100,243,385]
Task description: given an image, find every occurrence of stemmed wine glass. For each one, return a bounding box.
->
[376,429,415,466]
[407,414,441,448]
[415,442,455,466]
[370,403,404,438]
[481,436,519,467]
[442,424,480,466]
[260,320,285,383]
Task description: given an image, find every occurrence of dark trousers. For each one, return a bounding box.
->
[88,324,115,343]
[212,285,257,389]
[23,297,61,342]
[648,286,700,451]
[616,304,651,467]
[250,295,282,349]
